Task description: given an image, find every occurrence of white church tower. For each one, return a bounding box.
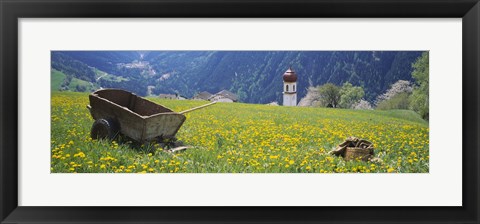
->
[282,67,298,106]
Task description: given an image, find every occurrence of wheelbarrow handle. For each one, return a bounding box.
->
[179,101,217,114]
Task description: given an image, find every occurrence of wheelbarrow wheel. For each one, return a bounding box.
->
[90,118,119,140]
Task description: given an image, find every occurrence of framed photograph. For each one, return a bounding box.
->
[1,0,479,223]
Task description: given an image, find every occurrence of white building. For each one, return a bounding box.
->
[208,90,238,103]
[192,91,212,101]
[158,93,186,100]
[282,67,298,106]
[210,95,234,103]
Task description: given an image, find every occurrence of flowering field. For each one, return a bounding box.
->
[51,91,429,173]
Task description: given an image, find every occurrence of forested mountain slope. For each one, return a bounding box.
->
[51,51,423,103]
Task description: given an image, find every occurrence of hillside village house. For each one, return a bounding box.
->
[208,90,238,103]
[158,94,176,99]
[192,91,212,101]
[158,93,186,100]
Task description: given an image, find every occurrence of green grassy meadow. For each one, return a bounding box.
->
[51,91,429,173]
[51,69,66,91]
[51,69,100,92]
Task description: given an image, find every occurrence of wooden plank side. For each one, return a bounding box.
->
[144,113,186,140]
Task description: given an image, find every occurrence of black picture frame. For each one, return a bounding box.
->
[1,0,479,223]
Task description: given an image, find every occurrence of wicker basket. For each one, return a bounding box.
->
[344,147,374,161]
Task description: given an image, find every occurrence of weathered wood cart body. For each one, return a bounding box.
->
[87,89,211,142]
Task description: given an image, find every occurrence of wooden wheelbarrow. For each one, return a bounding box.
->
[86,89,215,146]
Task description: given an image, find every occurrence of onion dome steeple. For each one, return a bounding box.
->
[283,66,297,82]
